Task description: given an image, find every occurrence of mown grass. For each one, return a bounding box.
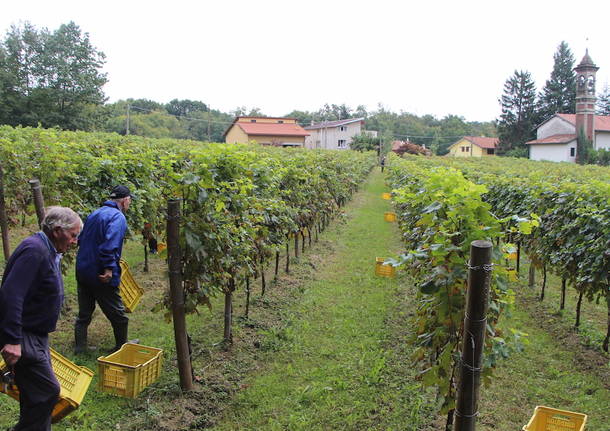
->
[209,169,435,431]
[1,169,608,430]
[477,269,610,430]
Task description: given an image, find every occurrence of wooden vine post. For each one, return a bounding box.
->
[167,199,193,392]
[0,164,10,260]
[453,240,492,431]
[29,179,46,228]
[223,278,234,343]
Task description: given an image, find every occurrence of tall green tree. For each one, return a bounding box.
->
[537,41,576,121]
[597,83,610,115]
[497,70,538,155]
[166,99,208,118]
[0,21,107,130]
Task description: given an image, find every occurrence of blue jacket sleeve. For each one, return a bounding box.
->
[99,212,127,271]
[0,247,44,345]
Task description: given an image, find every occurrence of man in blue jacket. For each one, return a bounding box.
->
[74,185,135,354]
[0,206,82,431]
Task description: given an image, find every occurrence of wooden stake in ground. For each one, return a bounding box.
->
[224,278,234,343]
[167,199,193,392]
[0,164,10,260]
[453,240,492,431]
[29,179,45,228]
[285,239,290,273]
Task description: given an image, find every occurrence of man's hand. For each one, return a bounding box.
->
[98,268,113,283]
[1,344,21,366]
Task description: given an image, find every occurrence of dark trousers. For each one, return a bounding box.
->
[75,281,128,347]
[13,332,59,431]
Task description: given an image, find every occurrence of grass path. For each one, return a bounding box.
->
[210,168,430,430]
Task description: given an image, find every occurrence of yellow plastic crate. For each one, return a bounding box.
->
[381,192,392,200]
[523,406,587,431]
[157,242,167,253]
[375,257,396,278]
[119,259,144,313]
[384,212,397,222]
[98,343,163,398]
[0,348,94,423]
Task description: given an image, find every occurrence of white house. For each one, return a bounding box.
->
[526,114,610,162]
[304,118,367,150]
[527,50,610,162]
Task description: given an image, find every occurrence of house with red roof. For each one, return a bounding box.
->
[526,50,610,162]
[303,118,368,150]
[447,136,498,157]
[224,116,309,147]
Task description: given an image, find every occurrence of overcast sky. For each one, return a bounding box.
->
[2,0,609,122]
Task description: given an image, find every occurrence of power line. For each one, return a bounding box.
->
[127,106,490,141]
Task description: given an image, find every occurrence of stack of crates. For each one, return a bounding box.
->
[523,406,587,431]
[98,343,163,398]
[0,348,93,423]
[118,259,144,313]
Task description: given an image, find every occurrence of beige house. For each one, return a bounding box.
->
[304,118,366,150]
[448,136,498,157]
[224,116,309,146]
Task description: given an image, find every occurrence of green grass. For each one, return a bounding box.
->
[209,169,433,431]
[1,169,608,430]
[478,280,610,430]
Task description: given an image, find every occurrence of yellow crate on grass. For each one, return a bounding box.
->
[375,257,396,278]
[119,259,144,313]
[98,343,163,398]
[384,212,397,222]
[381,192,392,200]
[523,406,587,431]
[1,348,94,423]
[157,242,167,253]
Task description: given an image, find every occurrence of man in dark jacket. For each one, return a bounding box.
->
[74,185,135,354]
[0,206,82,431]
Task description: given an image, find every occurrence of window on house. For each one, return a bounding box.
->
[487,148,495,155]
[339,126,347,131]
[278,120,284,123]
[570,147,575,157]
[338,139,347,148]
[250,119,256,123]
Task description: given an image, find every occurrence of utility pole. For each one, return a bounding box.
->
[207,105,211,142]
[126,104,131,135]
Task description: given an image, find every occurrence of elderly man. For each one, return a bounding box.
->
[0,206,82,431]
[74,185,136,354]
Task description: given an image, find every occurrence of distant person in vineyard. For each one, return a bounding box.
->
[0,206,82,431]
[380,156,386,172]
[74,185,138,354]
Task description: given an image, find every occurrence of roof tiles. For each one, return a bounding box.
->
[237,122,310,137]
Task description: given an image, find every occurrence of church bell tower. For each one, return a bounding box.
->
[574,50,599,143]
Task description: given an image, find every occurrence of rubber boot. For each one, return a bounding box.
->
[111,322,139,353]
[74,324,89,354]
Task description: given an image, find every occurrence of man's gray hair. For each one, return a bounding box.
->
[41,206,83,232]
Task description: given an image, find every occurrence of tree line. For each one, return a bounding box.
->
[3,22,609,158]
[497,41,610,160]
[0,21,495,155]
